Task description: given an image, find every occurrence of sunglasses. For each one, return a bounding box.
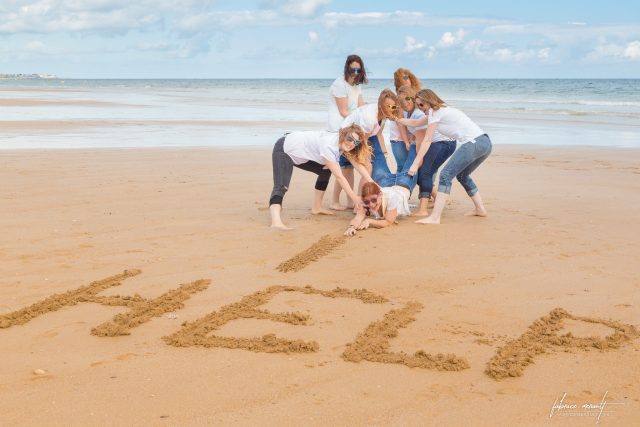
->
[416,101,427,109]
[345,134,362,147]
[403,96,413,102]
[363,195,379,206]
[386,104,398,111]
[349,68,362,74]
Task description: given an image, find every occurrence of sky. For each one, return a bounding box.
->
[1,0,639,78]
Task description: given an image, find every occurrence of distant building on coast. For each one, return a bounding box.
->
[0,73,58,80]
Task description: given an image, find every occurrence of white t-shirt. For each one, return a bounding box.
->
[405,109,452,142]
[382,187,411,217]
[283,131,341,166]
[341,103,382,136]
[388,120,401,141]
[428,106,484,143]
[327,77,362,132]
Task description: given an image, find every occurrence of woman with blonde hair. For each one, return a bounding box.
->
[397,85,456,216]
[330,89,399,210]
[269,124,373,230]
[389,68,422,172]
[397,89,492,224]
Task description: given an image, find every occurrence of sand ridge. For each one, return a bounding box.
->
[342,302,471,371]
[276,235,346,273]
[163,285,388,353]
[0,270,210,338]
[485,308,640,380]
[91,279,210,337]
[0,270,142,329]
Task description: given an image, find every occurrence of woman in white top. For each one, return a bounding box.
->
[269,124,373,230]
[327,55,367,132]
[398,89,492,224]
[331,89,398,210]
[397,85,456,216]
[389,68,422,172]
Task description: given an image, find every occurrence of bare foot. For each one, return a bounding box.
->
[270,224,294,230]
[415,216,440,225]
[329,203,347,211]
[311,208,334,216]
[464,208,487,217]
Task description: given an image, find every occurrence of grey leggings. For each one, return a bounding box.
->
[269,137,332,206]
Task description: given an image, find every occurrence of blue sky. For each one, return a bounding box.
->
[1,0,639,78]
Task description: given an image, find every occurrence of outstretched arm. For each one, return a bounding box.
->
[397,115,428,128]
[326,160,362,208]
[408,123,438,176]
[344,207,367,236]
[352,162,373,183]
[358,208,398,231]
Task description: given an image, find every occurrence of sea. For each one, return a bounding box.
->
[1,79,639,149]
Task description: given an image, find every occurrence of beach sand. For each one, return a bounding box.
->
[0,145,639,426]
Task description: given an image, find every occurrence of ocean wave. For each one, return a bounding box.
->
[448,97,640,108]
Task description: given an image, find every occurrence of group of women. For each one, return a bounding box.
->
[268,55,492,234]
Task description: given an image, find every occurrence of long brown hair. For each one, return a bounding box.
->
[415,89,446,111]
[343,54,368,85]
[393,68,422,91]
[378,89,400,120]
[339,124,372,165]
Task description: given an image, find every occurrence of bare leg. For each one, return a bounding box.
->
[464,192,487,217]
[311,190,333,215]
[269,204,293,230]
[413,198,430,216]
[415,192,448,224]
[330,168,354,210]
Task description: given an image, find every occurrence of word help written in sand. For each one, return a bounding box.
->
[0,270,210,337]
[164,285,387,353]
[343,302,470,371]
[486,308,639,380]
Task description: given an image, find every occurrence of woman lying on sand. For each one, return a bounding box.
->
[397,89,492,224]
[331,89,400,211]
[343,141,418,236]
[269,124,372,230]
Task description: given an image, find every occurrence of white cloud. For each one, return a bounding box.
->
[322,11,504,29]
[462,39,551,63]
[437,29,466,48]
[587,40,640,62]
[624,41,640,60]
[308,31,319,43]
[404,35,427,53]
[275,0,331,18]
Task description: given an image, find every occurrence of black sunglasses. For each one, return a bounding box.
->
[345,134,362,147]
[349,67,362,74]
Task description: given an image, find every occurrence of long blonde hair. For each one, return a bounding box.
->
[415,89,446,111]
[340,124,372,165]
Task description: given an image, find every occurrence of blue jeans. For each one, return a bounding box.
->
[339,134,383,168]
[438,134,492,196]
[373,143,418,193]
[417,140,457,200]
[390,140,408,173]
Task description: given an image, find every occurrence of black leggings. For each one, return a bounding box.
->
[269,137,332,206]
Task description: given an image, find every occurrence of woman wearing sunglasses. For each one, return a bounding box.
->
[397,85,456,217]
[269,124,373,230]
[343,138,420,236]
[397,89,492,224]
[331,89,400,210]
[389,68,422,172]
[327,55,367,210]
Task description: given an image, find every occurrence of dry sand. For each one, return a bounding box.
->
[0,145,639,426]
